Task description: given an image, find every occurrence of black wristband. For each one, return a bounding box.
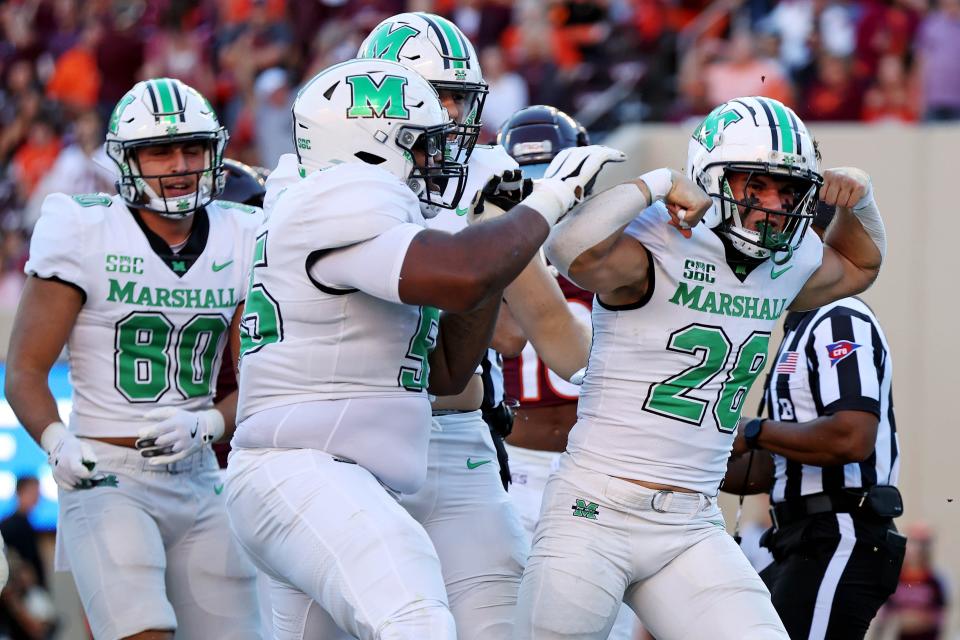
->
[744,418,765,450]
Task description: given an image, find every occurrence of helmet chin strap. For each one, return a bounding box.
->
[771,244,793,265]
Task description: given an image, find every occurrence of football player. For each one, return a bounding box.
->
[354,15,543,639]
[5,78,262,640]
[514,96,887,639]
[223,58,622,640]
[498,105,639,640]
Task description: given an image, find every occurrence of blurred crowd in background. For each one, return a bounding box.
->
[0,0,959,313]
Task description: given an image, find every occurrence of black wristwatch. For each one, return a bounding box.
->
[744,418,765,450]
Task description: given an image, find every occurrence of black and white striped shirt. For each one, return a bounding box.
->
[764,297,899,503]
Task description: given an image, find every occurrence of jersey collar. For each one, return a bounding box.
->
[128,206,210,278]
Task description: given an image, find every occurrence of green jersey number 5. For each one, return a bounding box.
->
[399,306,440,392]
[240,232,283,357]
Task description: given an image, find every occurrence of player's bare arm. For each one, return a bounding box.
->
[6,277,82,443]
[545,169,711,307]
[490,304,527,358]
[791,167,885,310]
[399,145,626,313]
[5,277,105,489]
[502,256,590,381]
[427,294,502,396]
[730,411,879,465]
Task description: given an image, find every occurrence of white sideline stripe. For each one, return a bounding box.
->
[807,513,856,640]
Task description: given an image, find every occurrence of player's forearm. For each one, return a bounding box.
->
[545,180,650,280]
[212,390,238,440]
[752,414,876,466]
[4,370,62,444]
[405,207,549,313]
[429,295,502,396]
[505,260,589,379]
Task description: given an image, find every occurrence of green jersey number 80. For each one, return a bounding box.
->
[115,311,229,402]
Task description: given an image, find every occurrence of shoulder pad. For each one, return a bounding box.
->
[210,199,260,215]
[275,163,422,251]
[70,193,114,208]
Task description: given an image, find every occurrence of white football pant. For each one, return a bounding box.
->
[225,447,455,640]
[506,444,638,640]
[515,454,788,640]
[56,441,259,640]
[400,411,530,640]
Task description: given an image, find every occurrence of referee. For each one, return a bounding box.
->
[724,205,906,640]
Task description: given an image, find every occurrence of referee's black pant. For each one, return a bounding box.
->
[760,512,906,640]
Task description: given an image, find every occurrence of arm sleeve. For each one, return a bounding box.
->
[308,223,424,303]
[623,201,671,254]
[806,309,884,417]
[24,193,92,299]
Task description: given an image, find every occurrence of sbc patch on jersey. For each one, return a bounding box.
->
[826,340,860,366]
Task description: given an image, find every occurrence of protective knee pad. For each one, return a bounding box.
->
[377,599,456,640]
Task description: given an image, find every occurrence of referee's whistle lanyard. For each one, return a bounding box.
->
[732,450,755,546]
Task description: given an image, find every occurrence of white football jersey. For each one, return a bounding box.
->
[25,193,263,438]
[236,162,436,422]
[569,203,823,494]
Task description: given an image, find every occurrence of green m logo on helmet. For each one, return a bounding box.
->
[694,105,743,152]
[346,74,411,119]
[359,23,419,62]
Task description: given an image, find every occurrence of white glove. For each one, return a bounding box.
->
[40,422,99,491]
[136,407,225,465]
[543,145,626,202]
[522,145,626,226]
[467,169,533,225]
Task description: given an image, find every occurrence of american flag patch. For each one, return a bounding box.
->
[775,351,799,374]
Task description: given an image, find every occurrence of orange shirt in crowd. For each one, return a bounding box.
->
[12,139,62,197]
[47,48,101,110]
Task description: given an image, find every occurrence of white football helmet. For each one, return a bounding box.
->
[293,58,467,218]
[105,78,228,218]
[357,12,487,162]
[687,96,823,260]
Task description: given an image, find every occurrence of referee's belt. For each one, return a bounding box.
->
[770,489,895,530]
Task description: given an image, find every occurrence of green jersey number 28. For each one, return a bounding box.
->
[643,324,769,432]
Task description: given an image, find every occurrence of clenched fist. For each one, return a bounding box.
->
[820,167,870,209]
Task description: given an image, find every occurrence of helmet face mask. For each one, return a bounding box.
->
[398,121,468,215]
[688,97,823,260]
[105,78,227,218]
[293,59,467,218]
[357,13,487,163]
[713,162,821,260]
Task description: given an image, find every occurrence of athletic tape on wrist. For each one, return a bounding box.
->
[202,409,226,443]
[851,182,886,260]
[545,182,650,277]
[40,421,68,454]
[521,179,577,227]
[639,168,673,202]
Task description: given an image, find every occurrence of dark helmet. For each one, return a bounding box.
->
[220,159,268,207]
[497,105,590,179]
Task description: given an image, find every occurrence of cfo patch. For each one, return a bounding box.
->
[826,340,860,366]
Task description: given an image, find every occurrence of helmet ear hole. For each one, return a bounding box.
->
[355,151,387,165]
